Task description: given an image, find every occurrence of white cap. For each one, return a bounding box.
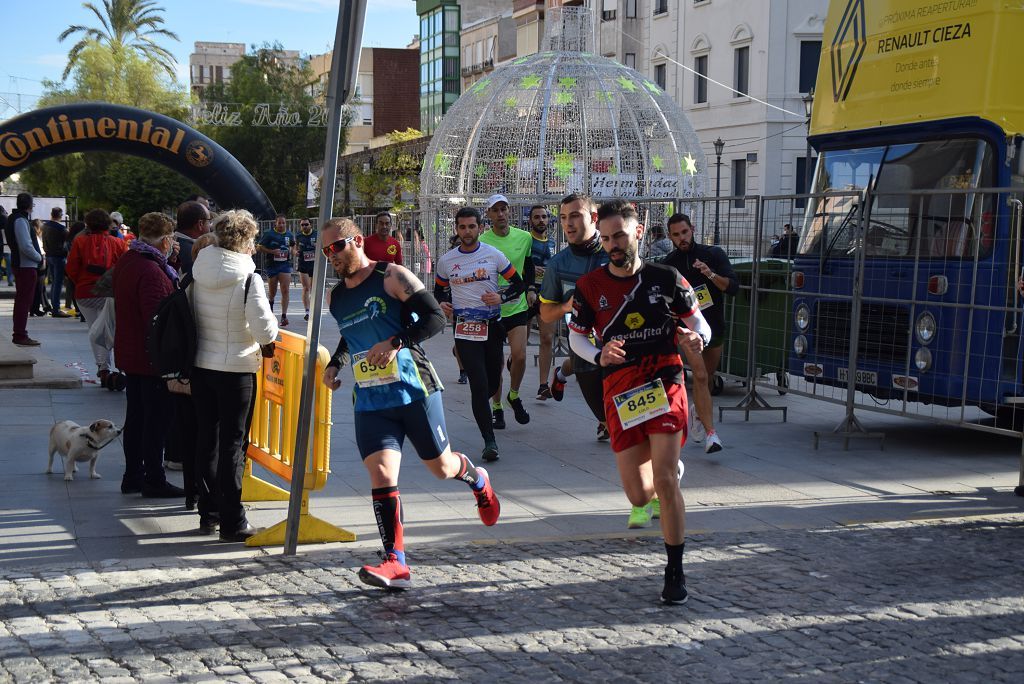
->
[485,194,510,210]
[110,211,124,224]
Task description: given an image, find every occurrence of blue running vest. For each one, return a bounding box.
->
[329,266,441,412]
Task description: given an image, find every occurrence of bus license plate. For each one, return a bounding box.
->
[838,368,877,386]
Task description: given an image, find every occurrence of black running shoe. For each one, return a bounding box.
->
[536,383,552,400]
[596,423,610,442]
[457,371,468,384]
[507,393,530,424]
[492,408,506,430]
[482,441,499,462]
[661,566,688,605]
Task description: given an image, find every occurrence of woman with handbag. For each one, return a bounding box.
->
[190,209,278,542]
[66,209,129,388]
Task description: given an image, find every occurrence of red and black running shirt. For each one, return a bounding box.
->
[569,262,700,385]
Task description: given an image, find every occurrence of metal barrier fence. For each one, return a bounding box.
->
[241,329,355,546]
[707,187,1024,493]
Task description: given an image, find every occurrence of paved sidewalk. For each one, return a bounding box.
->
[1,516,1022,682]
[1,287,1023,680]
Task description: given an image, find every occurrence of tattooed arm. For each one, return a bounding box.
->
[381,263,446,348]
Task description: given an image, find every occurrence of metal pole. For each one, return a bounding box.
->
[714,153,722,245]
[283,0,367,556]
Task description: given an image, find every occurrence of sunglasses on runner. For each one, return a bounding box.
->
[321,236,356,256]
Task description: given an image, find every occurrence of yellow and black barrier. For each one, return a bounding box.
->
[242,329,355,546]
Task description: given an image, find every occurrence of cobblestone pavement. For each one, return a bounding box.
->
[1,515,1022,683]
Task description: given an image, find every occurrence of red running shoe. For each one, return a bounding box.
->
[474,467,501,526]
[550,369,566,402]
[358,552,412,589]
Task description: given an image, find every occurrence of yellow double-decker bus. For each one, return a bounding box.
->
[791,0,1024,421]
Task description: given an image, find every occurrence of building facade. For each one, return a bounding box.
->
[189,42,246,95]
[460,13,517,92]
[310,47,420,156]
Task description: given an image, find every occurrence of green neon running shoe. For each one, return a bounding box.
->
[649,497,661,520]
[627,504,652,529]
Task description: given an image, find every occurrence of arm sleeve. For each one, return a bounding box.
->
[327,335,350,370]
[569,330,602,365]
[398,289,446,346]
[711,247,739,296]
[499,269,526,303]
[523,256,536,291]
[682,309,713,347]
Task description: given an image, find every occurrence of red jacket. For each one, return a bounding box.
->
[112,249,176,375]
[66,230,128,298]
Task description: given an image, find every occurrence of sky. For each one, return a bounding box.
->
[0,0,420,118]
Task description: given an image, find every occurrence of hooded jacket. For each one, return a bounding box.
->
[191,246,279,373]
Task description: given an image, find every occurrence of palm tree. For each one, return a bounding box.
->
[59,0,180,81]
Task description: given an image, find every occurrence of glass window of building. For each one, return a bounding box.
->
[734,46,749,97]
[694,54,708,103]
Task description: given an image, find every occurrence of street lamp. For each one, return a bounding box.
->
[713,136,724,245]
[802,88,815,199]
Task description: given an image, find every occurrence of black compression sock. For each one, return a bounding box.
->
[455,452,483,490]
[665,542,685,572]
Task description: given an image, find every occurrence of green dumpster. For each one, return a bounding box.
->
[720,259,793,392]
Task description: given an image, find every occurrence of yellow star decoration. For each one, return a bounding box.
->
[652,155,664,172]
[521,74,542,89]
[617,76,638,92]
[681,154,698,175]
[553,151,575,179]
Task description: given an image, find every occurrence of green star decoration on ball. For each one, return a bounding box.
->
[504,97,518,108]
[553,151,575,179]
[505,155,519,169]
[596,90,614,103]
[681,154,698,175]
[652,155,664,172]
[521,74,542,89]
[617,76,638,92]
[557,77,577,89]
[471,78,491,95]
[643,80,661,93]
[554,91,573,106]
[433,153,451,174]
[474,163,487,177]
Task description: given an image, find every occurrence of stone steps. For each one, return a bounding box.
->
[0,339,81,388]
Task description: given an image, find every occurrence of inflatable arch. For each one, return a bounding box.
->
[0,103,275,219]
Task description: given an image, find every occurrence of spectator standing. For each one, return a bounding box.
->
[42,207,71,318]
[171,200,211,276]
[111,212,184,498]
[66,209,129,385]
[191,210,279,542]
[30,220,50,317]
[4,193,43,346]
[363,212,403,265]
[647,224,674,260]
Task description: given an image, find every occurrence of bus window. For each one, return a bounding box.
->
[798,138,994,258]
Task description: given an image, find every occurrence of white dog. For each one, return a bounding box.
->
[47,420,122,481]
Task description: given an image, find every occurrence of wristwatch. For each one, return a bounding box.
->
[390,336,403,350]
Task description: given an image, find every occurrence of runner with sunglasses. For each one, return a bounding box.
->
[320,218,501,591]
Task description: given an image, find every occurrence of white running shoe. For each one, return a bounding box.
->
[688,403,705,444]
[705,431,723,454]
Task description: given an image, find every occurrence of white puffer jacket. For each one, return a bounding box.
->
[192,246,279,373]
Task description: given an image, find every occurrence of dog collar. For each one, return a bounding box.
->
[87,433,121,450]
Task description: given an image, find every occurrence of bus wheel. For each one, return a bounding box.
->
[710,374,724,396]
[776,371,789,396]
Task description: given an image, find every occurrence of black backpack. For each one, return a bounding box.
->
[147,272,196,379]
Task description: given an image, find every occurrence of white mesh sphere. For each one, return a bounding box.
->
[420,6,708,207]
